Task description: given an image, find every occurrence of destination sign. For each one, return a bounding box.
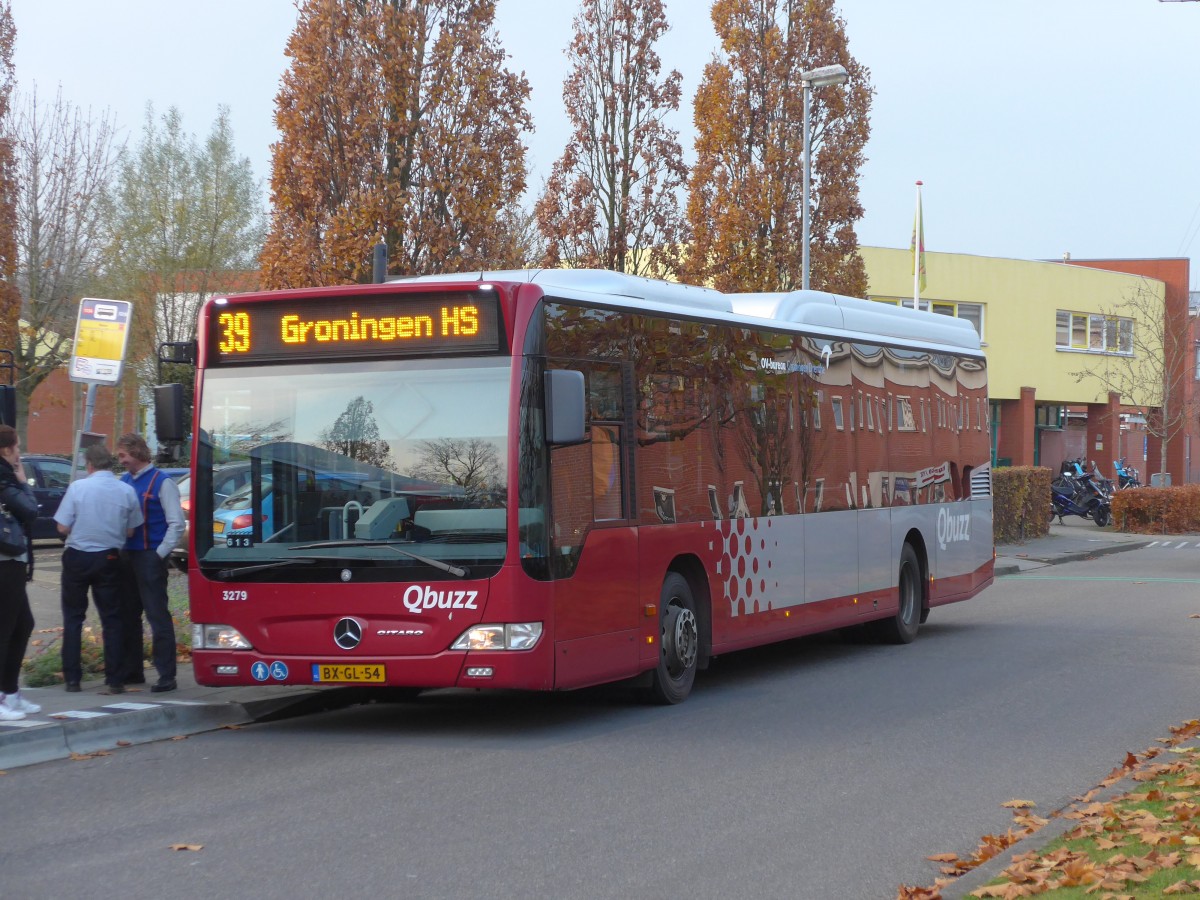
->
[209,292,503,364]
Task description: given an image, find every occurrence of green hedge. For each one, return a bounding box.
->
[1112,484,1200,533]
[993,466,1052,544]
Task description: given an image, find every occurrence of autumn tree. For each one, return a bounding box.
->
[262,0,532,288]
[1070,280,1196,480]
[0,1,18,360]
[408,437,503,499]
[320,395,392,467]
[104,104,263,402]
[10,88,120,431]
[535,0,688,277]
[685,0,872,295]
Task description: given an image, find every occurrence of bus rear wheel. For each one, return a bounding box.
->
[647,572,699,705]
[872,543,922,644]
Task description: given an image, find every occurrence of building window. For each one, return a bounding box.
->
[1056,310,1133,355]
[878,298,984,338]
[831,396,844,430]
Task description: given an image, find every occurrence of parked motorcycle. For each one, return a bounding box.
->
[1114,457,1141,489]
[1050,458,1112,527]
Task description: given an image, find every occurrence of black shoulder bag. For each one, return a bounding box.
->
[0,501,27,556]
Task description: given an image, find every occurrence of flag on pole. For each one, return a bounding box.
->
[911,180,926,301]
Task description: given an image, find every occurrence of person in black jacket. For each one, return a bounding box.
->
[0,424,41,720]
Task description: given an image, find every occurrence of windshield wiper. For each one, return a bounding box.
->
[289,540,469,578]
[213,558,318,580]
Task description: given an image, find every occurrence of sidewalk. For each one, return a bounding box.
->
[994,517,1156,576]
[1,523,1163,772]
[1,552,332,770]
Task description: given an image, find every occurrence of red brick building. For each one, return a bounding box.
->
[1063,258,1196,484]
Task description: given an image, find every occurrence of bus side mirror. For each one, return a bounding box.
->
[154,384,187,443]
[545,369,586,446]
[0,385,14,427]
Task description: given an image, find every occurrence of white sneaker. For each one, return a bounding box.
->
[4,692,41,715]
[0,697,26,721]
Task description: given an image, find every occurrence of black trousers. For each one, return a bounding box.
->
[60,547,124,686]
[0,558,33,695]
[119,549,176,682]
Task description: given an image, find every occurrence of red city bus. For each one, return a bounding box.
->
[185,270,993,703]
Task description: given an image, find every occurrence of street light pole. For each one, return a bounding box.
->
[800,63,850,292]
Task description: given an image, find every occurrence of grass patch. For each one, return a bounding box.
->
[21,572,193,687]
[973,756,1200,896]
[899,720,1200,899]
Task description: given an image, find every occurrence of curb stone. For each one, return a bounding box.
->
[993,538,1151,576]
[937,743,1200,899]
[0,687,359,771]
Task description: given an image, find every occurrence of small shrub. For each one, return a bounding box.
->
[1112,483,1200,533]
[992,466,1052,544]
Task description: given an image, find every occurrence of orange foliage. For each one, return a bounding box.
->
[262,0,532,288]
[684,0,872,296]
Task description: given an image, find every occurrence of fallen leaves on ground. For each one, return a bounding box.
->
[68,750,112,761]
[897,719,1200,899]
[168,843,203,852]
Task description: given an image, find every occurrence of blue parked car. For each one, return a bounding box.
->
[212,472,377,544]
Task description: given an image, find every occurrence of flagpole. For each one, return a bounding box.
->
[913,180,923,307]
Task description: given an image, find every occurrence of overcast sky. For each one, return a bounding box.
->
[11,0,1200,288]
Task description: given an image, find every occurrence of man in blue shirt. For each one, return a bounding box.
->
[55,443,143,693]
[116,433,185,693]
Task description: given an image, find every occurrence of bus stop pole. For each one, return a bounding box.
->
[83,382,96,433]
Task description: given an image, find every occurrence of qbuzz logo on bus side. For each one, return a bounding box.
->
[403,585,480,614]
[937,507,972,551]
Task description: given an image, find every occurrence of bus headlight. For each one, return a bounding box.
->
[450,623,543,651]
[192,624,253,650]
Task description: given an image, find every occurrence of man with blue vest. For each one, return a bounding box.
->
[116,433,185,692]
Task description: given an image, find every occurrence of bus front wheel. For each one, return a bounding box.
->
[873,543,922,644]
[648,572,699,705]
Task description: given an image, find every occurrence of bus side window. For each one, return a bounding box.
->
[592,423,623,521]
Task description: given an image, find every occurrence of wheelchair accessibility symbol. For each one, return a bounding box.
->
[251,661,269,682]
[269,661,289,681]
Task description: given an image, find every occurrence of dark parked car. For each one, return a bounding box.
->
[170,462,253,571]
[22,454,74,540]
[22,455,189,543]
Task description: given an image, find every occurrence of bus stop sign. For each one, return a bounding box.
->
[69,298,133,385]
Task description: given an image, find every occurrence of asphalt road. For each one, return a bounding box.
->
[3,545,1199,900]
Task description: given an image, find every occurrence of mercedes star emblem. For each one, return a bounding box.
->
[334,617,363,650]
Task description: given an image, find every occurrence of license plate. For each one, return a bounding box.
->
[312,664,386,683]
[213,521,225,534]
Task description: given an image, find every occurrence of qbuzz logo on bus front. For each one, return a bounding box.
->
[403,585,480,614]
[937,507,972,551]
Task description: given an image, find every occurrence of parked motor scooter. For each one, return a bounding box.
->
[1087,460,1115,499]
[1113,457,1141,489]
[1050,459,1112,527]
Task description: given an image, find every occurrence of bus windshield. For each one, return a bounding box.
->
[194,357,512,579]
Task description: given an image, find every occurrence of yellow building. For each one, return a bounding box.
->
[859,247,1183,479]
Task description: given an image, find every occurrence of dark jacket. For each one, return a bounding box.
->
[0,456,38,579]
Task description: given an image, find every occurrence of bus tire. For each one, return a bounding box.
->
[647,572,699,705]
[873,543,922,644]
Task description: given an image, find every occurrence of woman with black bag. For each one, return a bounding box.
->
[0,423,41,720]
